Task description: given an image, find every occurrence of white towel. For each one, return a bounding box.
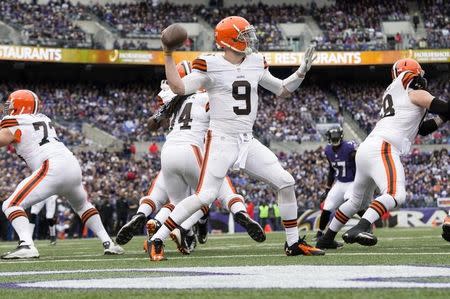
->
[233,133,252,170]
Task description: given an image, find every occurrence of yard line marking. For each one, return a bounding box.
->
[2,252,450,265]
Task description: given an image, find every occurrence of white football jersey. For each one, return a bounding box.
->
[1,113,71,171]
[192,53,266,136]
[165,91,210,147]
[369,71,427,154]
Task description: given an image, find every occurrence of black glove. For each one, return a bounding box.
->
[320,187,331,203]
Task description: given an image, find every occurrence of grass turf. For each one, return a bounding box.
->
[0,227,449,298]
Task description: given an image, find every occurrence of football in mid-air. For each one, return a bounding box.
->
[161,24,188,50]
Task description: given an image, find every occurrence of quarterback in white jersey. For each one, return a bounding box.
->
[116,61,265,255]
[30,195,58,245]
[319,58,449,247]
[0,90,123,259]
[148,16,325,261]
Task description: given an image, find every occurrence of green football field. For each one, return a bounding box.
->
[0,227,449,299]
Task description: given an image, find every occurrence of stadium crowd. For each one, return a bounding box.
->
[0,0,91,48]
[0,0,447,51]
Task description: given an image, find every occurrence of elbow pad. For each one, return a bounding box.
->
[282,72,305,93]
[429,98,450,118]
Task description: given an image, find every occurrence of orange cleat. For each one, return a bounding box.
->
[285,237,325,256]
[147,238,166,261]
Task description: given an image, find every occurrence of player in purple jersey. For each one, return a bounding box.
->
[316,127,360,249]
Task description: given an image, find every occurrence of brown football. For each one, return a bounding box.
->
[161,24,188,50]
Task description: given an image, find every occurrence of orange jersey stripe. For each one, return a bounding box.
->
[9,160,49,207]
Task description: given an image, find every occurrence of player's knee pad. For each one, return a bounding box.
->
[47,218,55,226]
[30,213,38,224]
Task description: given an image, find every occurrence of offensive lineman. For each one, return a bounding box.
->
[0,90,124,259]
[148,16,325,261]
[116,61,265,255]
[319,58,449,247]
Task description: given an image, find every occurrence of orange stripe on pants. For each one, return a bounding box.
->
[9,160,49,207]
[196,130,212,194]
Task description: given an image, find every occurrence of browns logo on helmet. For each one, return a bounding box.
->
[215,16,258,55]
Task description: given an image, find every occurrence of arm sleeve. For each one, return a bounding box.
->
[417,116,446,136]
[182,71,211,95]
[259,68,284,96]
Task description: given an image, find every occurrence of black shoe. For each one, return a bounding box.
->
[50,236,57,246]
[442,217,450,242]
[186,233,197,252]
[170,228,190,255]
[116,213,146,245]
[285,237,325,256]
[197,219,208,244]
[234,212,266,243]
[342,225,377,246]
[316,237,343,249]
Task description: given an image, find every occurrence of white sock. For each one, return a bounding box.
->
[228,198,246,215]
[11,215,34,246]
[180,209,205,231]
[154,204,174,224]
[278,186,299,246]
[137,197,156,217]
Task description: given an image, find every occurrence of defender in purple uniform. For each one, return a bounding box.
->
[316,126,357,249]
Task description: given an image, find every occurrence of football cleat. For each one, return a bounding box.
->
[186,233,197,252]
[170,228,190,255]
[146,219,162,238]
[442,216,450,242]
[342,226,378,246]
[147,238,166,261]
[197,219,208,244]
[285,237,325,256]
[234,212,266,243]
[316,236,344,250]
[1,242,39,259]
[103,241,125,255]
[50,236,57,246]
[116,213,146,245]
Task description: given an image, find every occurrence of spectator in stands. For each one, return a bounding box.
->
[395,32,403,50]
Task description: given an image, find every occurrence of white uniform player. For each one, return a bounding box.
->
[0,90,123,259]
[319,58,449,247]
[149,16,324,260]
[117,63,264,254]
[30,195,58,245]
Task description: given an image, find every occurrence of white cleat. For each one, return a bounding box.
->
[103,241,125,255]
[1,243,40,259]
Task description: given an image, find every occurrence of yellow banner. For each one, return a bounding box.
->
[0,45,448,66]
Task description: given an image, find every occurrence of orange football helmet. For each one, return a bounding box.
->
[391,58,424,79]
[5,90,40,116]
[215,16,258,55]
[176,60,192,78]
